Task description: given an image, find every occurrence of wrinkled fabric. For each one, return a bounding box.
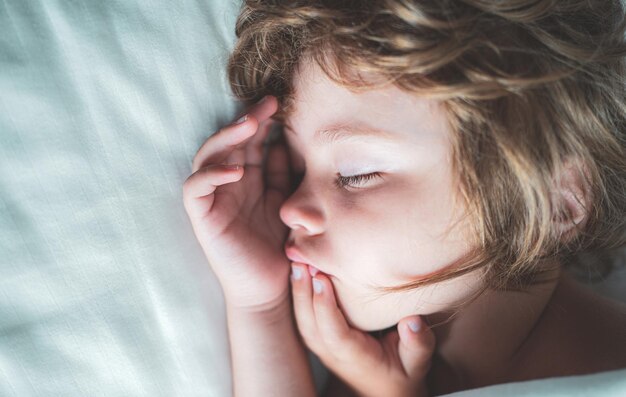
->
[444,369,626,397]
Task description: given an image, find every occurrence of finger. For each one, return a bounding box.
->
[290,262,321,352]
[223,96,279,169]
[397,316,436,379]
[191,95,279,173]
[265,137,291,198]
[311,274,372,363]
[191,116,258,173]
[182,163,244,217]
[243,118,275,168]
[235,95,279,127]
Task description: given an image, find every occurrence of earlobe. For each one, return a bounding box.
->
[551,159,591,240]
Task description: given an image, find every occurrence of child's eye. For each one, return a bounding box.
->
[335,172,383,190]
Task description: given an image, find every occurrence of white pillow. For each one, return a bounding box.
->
[0,1,262,395]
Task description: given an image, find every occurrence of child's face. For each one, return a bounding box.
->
[280,62,484,331]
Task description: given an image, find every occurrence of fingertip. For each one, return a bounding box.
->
[398,316,436,377]
[234,114,249,125]
[243,114,259,132]
[290,262,304,283]
[407,318,422,334]
[264,95,279,112]
[399,316,433,346]
[252,95,279,120]
[229,112,256,129]
[313,274,339,308]
[415,318,436,352]
[312,277,323,295]
[224,168,244,183]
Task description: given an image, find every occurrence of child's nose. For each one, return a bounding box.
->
[279,177,325,236]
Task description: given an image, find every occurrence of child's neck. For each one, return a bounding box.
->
[424,262,562,395]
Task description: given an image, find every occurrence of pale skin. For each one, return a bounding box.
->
[183,61,626,396]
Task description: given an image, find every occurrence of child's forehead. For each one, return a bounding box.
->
[283,122,403,145]
[289,60,444,115]
[281,104,453,157]
[284,91,447,143]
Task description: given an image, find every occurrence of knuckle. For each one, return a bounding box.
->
[191,155,209,174]
[333,341,369,366]
[302,334,324,354]
[328,338,359,363]
[191,157,203,172]
[321,327,350,351]
[182,175,195,196]
[292,291,308,304]
[327,334,349,352]
[192,146,202,164]
[290,283,307,298]
[192,148,202,164]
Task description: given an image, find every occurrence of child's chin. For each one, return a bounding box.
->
[366,323,398,339]
[344,309,397,333]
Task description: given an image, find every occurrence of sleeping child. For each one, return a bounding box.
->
[182,0,626,395]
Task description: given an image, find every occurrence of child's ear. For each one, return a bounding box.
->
[551,158,592,241]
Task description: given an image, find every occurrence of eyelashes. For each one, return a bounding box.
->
[335,172,383,189]
[290,171,383,191]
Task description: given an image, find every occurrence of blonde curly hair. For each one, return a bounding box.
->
[227,0,626,295]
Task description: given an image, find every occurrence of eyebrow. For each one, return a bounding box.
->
[284,124,399,144]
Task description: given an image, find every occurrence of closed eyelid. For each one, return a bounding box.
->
[335,172,383,189]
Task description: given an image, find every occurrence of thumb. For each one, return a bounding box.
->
[397,316,436,378]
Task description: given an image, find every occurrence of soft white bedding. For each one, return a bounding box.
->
[0,1,623,396]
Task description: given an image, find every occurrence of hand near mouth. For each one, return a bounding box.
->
[290,262,437,397]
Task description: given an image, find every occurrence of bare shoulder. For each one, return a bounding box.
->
[511,271,626,381]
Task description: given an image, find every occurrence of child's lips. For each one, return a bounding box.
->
[284,245,328,276]
[284,245,309,264]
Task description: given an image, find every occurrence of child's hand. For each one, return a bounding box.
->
[183,96,293,311]
[290,264,436,397]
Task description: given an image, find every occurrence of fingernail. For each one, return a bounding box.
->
[291,265,302,281]
[313,278,323,294]
[234,114,248,124]
[257,95,268,105]
[223,164,241,170]
[408,320,421,333]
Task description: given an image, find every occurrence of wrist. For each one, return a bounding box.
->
[225,287,293,322]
